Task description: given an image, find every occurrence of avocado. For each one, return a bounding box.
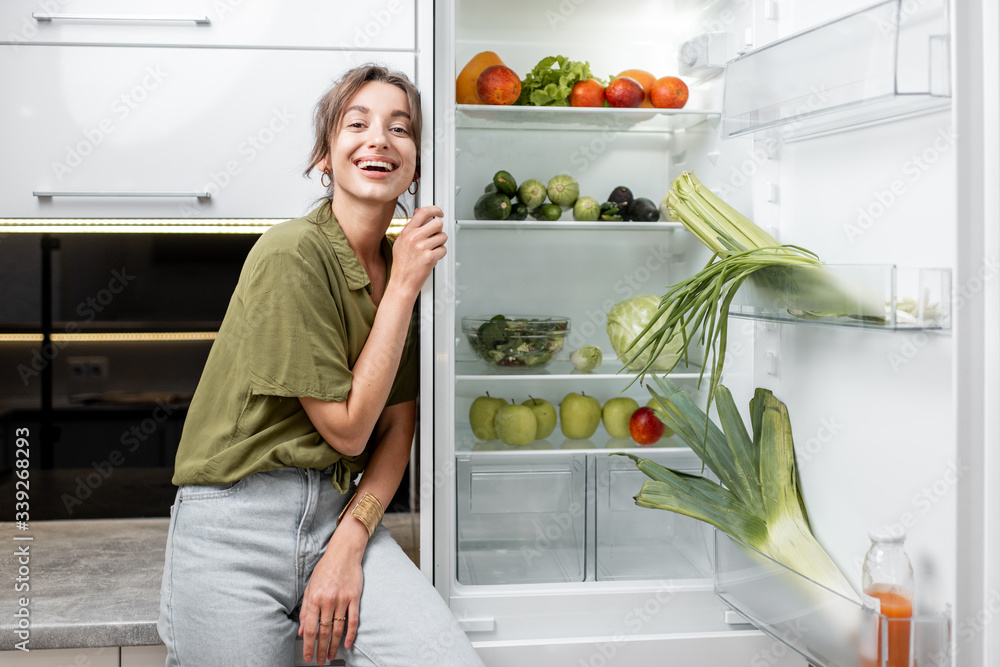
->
[474,193,512,220]
[629,197,660,222]
[607,186,634,220]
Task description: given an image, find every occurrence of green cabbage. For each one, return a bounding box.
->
[607,295,685,371]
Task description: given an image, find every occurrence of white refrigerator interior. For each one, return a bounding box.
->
[427,0,997,665]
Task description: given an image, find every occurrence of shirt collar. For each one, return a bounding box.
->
[310,202,393,294]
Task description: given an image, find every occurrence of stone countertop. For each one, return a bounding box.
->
[1,518,168,650]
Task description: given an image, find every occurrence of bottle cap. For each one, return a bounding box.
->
[869,528,906,544]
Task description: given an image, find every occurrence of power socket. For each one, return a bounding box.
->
[68,356,110,382]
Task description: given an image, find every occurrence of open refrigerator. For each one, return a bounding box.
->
[423,0,999,664]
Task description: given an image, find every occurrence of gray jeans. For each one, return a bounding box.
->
[157,466,484,666]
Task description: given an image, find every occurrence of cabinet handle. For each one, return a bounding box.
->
[32,13,211,25]
[34,191,211,199]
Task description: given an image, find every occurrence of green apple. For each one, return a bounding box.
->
[646,398,676,438]
[602,396,639,439]
[521,396,557,439]
[559,392,602,439]
[494,401,538,447]
[469,393,506,440]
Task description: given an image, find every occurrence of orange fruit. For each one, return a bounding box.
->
[605,76,644,108]
[477,65,521,105]
[456,51,504,104]
[569,79,605,107]
[618,69,655,108]
[650,76,689,109]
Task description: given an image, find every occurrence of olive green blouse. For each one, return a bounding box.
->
[172,202,418,493]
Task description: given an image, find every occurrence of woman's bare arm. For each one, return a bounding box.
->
[300,206,444,456]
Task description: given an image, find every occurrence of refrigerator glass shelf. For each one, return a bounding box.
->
[721,0,951,140]
[456,219,684,232]
[456,104,720,133]
[728,264,951,331]
[454,359,704,380]
[455,422,691,455]
[715,531,951,667]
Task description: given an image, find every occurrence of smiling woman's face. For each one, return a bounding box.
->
[324,81,417,207]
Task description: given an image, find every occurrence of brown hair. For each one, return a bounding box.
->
[305,64,422,190]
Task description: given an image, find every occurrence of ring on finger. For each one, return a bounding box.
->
[319,617,346,627]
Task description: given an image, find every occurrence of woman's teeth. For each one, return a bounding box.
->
[356,160,396,172]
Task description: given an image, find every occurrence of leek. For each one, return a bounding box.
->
[617,375,859,602]
[619,171,885,404]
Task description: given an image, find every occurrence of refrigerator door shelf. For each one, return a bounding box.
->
[721,0,951,141]
[728,264,952,332]
[715,531,952,667]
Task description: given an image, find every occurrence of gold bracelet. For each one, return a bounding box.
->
[338,491,384,539]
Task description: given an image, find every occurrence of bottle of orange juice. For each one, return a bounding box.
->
[862,530,915,667]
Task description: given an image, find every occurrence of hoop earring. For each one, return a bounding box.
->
[407,180,418,196]
[320,170,332,188]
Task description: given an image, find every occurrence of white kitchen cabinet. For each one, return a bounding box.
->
[120,645,166,667]
[0,0,414,50]
[0,45,413,219]
[1,647,119,666]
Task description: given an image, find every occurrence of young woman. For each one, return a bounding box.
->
[158,65,484,666]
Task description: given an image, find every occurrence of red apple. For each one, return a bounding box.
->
[629,407,665,445]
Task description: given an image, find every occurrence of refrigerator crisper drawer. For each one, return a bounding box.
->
[456,453,586,585]
[596,452,714,581]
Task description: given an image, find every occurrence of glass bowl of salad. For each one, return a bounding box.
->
[462,315,571,370]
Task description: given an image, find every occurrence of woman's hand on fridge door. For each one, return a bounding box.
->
[298,518,368,663]
[389,205,447,300]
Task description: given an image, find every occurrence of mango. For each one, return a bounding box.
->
[456,51,505,104]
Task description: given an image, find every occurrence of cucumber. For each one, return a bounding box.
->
[492,170,518,197]
[530,203,562,221]
[508,202,528,221]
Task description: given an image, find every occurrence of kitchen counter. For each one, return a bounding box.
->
[0,518,168,650]
[0,514,420,652]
